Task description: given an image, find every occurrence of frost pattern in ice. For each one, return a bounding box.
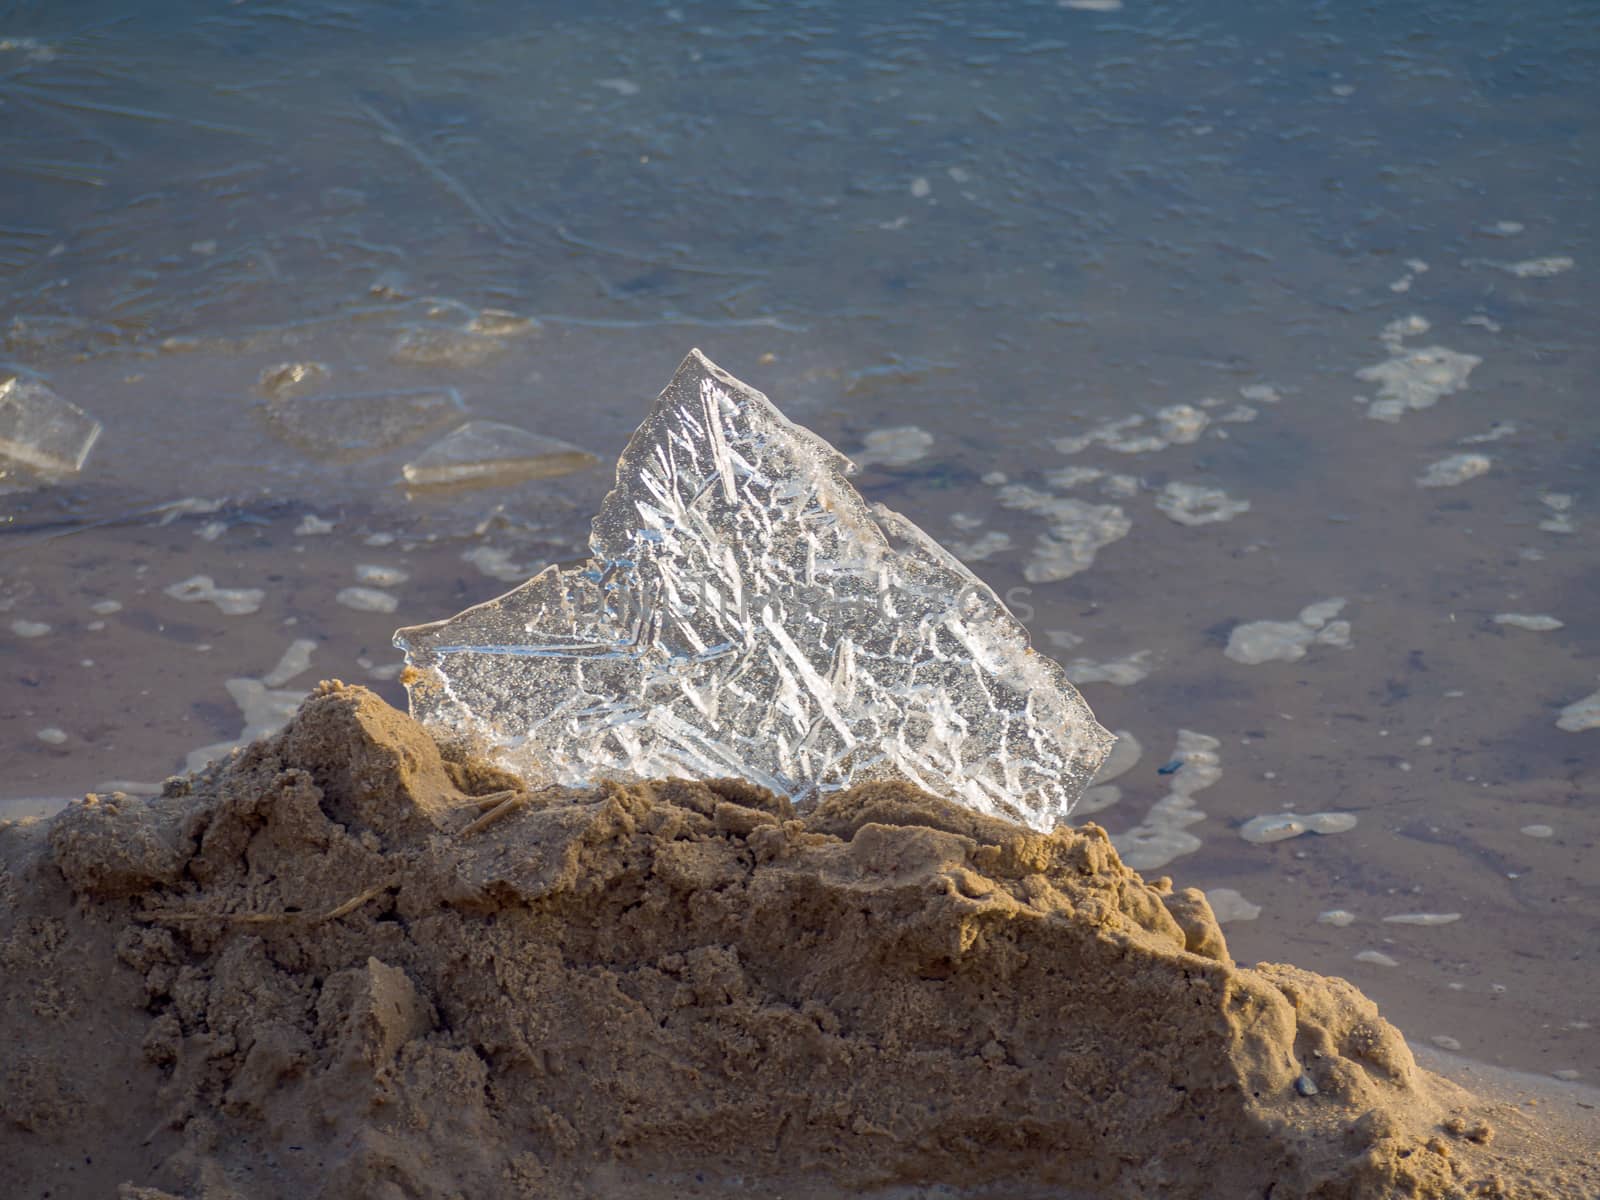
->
[395,350,1113,830]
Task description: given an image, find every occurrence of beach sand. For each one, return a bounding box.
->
[2,682,1595,1199]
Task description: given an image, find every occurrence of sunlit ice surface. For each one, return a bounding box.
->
[396,351,1113,830]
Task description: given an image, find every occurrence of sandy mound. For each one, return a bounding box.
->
[1,683,1593,1199]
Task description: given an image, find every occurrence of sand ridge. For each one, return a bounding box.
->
[1,682,1594,1199]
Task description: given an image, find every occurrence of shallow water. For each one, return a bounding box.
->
[2,0,1594,1083]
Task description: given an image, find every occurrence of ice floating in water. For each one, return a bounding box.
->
[396,350,1113,830]
[1493,613,1563,632]
[1556,685,1600,733]
[1417,453,1490,488]
[1226,599,1351,666]
[0,377,102,474]
[1355,317,1481,424]
[1239,811,1358,844]
[164,574,264,616]
[402,420,598,489]
[852,425,934,468]
[1155,481,1251,526]
[260,387,464,461]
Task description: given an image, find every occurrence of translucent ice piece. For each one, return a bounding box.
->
[260,387,464,461]
[0,377,102,473]
[401,420,598,489]
[396,350,1113,831]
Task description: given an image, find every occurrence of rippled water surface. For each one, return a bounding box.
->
[2,1,1595,1080]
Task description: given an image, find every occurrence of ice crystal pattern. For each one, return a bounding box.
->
[395,351,1112,830]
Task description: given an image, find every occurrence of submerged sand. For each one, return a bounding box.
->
[1,683,1594,1199]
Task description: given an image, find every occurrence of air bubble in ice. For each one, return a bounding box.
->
[396,350,1113,831]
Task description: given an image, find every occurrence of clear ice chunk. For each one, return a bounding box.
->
[395,350,1113,831]
[259,387,464,461]
[401,420,598,489]
[0,376,102,473]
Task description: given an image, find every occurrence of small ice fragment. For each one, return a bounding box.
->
[1502,256,1574,278]
[1101,474,1139,499]
[1382,912,1461,926]
[1417,453,1490,488]
[595,77,640,95]
[88,600,121,615]
[1479,220,1524,237]
[1226,599,1350,665]
[1111,730,1219,871]
[1044,466,1105,490]
[295,514,335,535]
[337,587,399,614]
[997,485,1131,581]
[1206,888,1261,924]
[401,420,599,488]
[1461,422,1517,444]
[10,619,51,638]
[949,512,984,532]
[1355,318,1480,424]
[1538,492,1576,534]
[256,361,330,398]
[355,564,410,588]
[910,176,931,198]
[1318,909,1356,927]
[1354,950,1398,967]
[164,575,265,616]
[261,638,317,688]
[1241,811,1356,843]
[1067,650,1152,686]
[1304,812,1358,835]
[1091,731,1142,785]
[1075,785,1122,814]
[853,426,934,468]
[395,350,1113,831]
[35,727,68,745]
[1155,481,1251,526]
[1493,613,1563,632]
[1061,0,1122,11]
[1156,405,1209,445]
[391,324,517,368]
[1240,814,1306,844]
[1556,686,1600,733]
[462,545,539,583]
[0,377,102,473]
[1430,1035,1462,1051]
[1520,824,1554,838]
[261,387,465,461]
[946,530,1012,563]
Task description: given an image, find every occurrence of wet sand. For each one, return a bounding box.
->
[2,684,1596,1199]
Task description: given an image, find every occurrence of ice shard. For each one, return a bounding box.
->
[0,377,102,474]
[395,350,1112,830]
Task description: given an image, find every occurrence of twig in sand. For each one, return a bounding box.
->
[459,789,534,837]
[136,879,395,926]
